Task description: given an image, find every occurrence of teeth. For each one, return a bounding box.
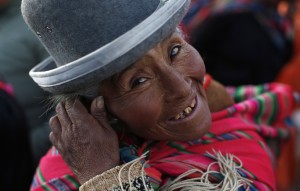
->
[184,107,192,114]
[191,99,196,108]
[171,98,196,121]
[175,112,185,120]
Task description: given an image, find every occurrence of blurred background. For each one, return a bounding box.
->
[181,1,300,190]
[0,0,300,190]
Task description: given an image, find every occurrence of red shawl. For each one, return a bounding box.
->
[30,83,299,191]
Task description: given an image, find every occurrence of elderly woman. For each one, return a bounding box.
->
[21,0,299,190]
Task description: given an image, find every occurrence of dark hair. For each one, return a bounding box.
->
[0,83,34,191]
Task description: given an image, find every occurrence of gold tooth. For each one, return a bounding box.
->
[184,107,192,114]
[175,107,192,120]
[184,108,189,114]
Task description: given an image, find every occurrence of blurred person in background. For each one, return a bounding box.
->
[0,0,52,166]
[0,74,34,191]
[276,1,300,190]
[183,0,299,190]
[277,0,300,100]
[182,0,294,86]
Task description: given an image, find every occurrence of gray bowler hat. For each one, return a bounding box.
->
[21,0,191,95]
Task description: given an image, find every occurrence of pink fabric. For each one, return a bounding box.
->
[141,117,276,190]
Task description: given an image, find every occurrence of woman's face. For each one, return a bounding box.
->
[100,31,211,141]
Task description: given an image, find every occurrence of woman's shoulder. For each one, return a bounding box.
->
[30,147,80,191]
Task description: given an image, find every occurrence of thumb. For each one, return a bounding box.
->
[90,96,108,122]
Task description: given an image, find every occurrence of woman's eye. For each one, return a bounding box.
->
[131,77,147,88]
[170,45,181,59]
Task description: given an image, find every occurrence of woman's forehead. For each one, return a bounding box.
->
[163,29,184,43]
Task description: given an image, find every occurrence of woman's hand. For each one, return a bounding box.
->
[49,96,120,184]
[206,79,234,112]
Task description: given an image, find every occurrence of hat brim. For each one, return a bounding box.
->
[29,0,191,94]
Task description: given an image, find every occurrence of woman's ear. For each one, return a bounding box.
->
[205,79,234,112]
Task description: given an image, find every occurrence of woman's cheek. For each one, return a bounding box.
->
[111,92,162,127]
[129,98,161,125]
[184,49,206,82]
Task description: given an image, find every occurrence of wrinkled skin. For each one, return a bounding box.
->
[99,32,211,141]
[50,97,119,184]
[49,31,233,184]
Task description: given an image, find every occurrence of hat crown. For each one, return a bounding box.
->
[21,0,159,66]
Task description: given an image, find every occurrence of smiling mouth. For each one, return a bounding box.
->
[169,98,196,121]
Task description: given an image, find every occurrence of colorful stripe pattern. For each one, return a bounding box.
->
[31,167,79,191]
[30,83,299,190]
[30,147,80,191]
[128,83,298,190]
[225,83,297,128]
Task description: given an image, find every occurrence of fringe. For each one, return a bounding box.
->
[118,152,153,191]
[117,150,251,191]
[158,150,252,191]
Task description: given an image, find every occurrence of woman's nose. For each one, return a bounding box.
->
[161,67,192,102]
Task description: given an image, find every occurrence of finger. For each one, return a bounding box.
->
[49,132,62,152]
[90,96,108,122]
[56,102,72,129]
[49,131,58,147]
[49,131,56,145]
[49,115,62,136]
[65,98,90,124]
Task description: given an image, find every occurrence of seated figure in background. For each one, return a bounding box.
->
[0,75,34,191]
[0,0,52,166]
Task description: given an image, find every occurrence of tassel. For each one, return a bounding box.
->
[158,150,252,191]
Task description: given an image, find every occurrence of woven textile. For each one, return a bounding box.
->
[30,83,299,191]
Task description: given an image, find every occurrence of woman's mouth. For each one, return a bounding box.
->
[169,98,196,121]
